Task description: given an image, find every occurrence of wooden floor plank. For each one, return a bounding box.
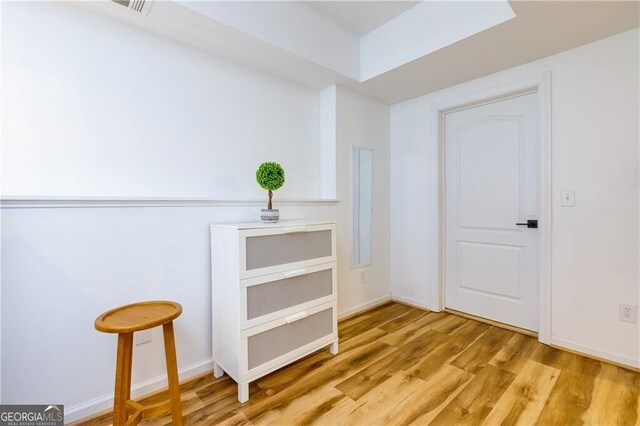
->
[337,372,428,426]
[337,326,388,353]
[247,385,347,425]
[335,329,449,401]
[300,391,360,425]
[483,360,559,425]
[429,364,516,426]
[254,350,333,395]
[536,354,602,425]
[255,325,389,395]
[581,363,639,426]
[406,323,490,381]
[450,326,515,374]
[531,343,601,377]
[338,301,395,327]
[387,364,474,426]
[378,308,428,333]
[73,303,640,426]
[180,393,250,426]
[379,311,448,347]
[338,303,414,342]
[428,314,468,335]
[449,318,492,341]
[242,341,396,421]
[489,332,542,374]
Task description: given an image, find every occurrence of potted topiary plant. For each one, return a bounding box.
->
[256,162,285,223]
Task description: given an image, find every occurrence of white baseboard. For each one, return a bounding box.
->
[390,295,431,311]
[65,358,213,423]
[550,336,640,369]
[338,294,392,320]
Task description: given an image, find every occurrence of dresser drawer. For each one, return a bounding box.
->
[241,263,336,329]
[240,302,336,380]
[239,224,336,278]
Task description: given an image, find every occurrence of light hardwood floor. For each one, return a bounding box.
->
[76,302,640,425]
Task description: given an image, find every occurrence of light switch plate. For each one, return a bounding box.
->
[561,190,575,207]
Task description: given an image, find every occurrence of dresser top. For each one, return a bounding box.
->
[210,219,335,230]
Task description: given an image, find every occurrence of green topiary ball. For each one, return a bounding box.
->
[256,162,285,191]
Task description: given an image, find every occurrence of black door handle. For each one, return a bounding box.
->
[516,220,538,229]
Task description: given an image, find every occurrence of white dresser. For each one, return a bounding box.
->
[210,220,338,402]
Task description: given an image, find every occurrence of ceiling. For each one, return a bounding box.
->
[177,0,515,81]
[357,0,640,103]
[303,1,420,36]
[82,1,640,104]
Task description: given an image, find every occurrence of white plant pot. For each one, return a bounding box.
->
[260,209,279,223]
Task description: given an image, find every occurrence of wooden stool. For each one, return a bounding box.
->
[95,301,183,426]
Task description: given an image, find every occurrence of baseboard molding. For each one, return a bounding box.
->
[390,295,430,311]
[550,336,640,370]
[65,358,213,423]
[338,294,392,320]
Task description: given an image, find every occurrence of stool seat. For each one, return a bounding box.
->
[95,301,182,334]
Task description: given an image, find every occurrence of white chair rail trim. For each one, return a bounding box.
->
[0,196,339,209]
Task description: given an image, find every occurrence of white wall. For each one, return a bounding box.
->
[335,87,391,316]
[0,0,3,405]
[0,2,390,421]
[320,86,337,199]
[2,1,320,199]
[391,28,640,367]
[1,204,334,419]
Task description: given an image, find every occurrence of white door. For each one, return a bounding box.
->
[444,93,539,331]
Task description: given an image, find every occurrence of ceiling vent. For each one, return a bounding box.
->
[112,0,153,15]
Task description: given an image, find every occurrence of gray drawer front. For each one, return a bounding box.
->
[247,308,333,370]
[245,230,332,270]
[247,269,333,320]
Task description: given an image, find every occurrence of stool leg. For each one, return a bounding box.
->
[163,321,183,426]
[114,333,133,426]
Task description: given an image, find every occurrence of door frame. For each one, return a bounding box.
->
[429,72,552,344]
